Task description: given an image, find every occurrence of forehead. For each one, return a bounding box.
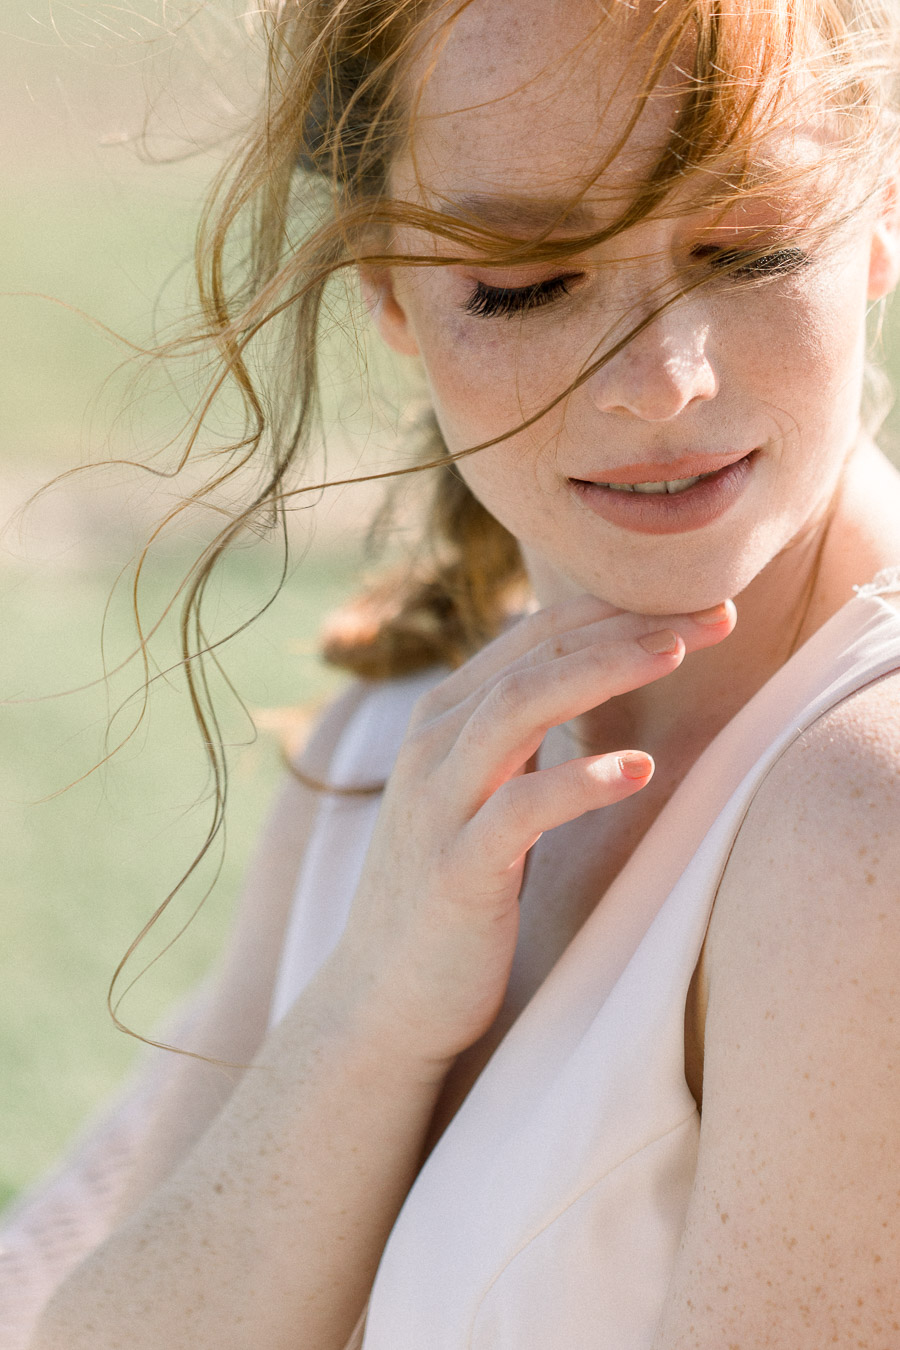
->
[403,0,667,201]
[395,0,834,221]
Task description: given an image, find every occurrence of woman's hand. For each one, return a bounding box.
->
[29,593,736,1350]
[330,594,736,1076]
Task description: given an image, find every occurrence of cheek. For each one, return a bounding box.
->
[402,278,574,453]
[751,262,869,396]
[726,268,869,539]
[712,265,869,474]
[413,319,566,530]
[421,323,536,450]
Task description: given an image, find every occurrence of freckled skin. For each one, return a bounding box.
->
[357,18,900,1347]
[28,5,900,1350]
[366,0,900,777]
[650,668,900,1348]
[383,11,876,613]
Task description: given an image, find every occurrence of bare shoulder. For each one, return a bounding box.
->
[696,657,900,1045]
[730,657,900,892]
[701,656,900,1061]
[652,663,900,1347]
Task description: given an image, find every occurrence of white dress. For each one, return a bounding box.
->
[269,565,900,1349]
[3,566,900,1350]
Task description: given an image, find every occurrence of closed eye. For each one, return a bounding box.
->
[692,244,812,280]
[462,244,810,319]
[463,274,579,319]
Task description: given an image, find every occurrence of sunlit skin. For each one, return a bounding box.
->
[364,0,900,766]
[24,6,900,1350]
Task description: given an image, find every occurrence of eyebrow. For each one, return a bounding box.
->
[440,155,826,233]
[439,192,602,234]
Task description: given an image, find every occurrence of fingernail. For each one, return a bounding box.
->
[619,751,654,780]
[693,601,733,626]
[638,628,679,654]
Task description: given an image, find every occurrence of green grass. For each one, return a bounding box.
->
[1,162,411,474]
[4,23,900,1221]
[0,85,409,1210]
[0,536,361,1211]
[2,169,199,459]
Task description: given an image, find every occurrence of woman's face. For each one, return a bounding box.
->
[367,0,898,614]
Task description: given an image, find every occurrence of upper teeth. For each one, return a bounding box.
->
[600,473,710,494]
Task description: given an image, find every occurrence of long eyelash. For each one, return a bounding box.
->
[696,245,812,281]
[463,247,810,321]
[464,275,573,319]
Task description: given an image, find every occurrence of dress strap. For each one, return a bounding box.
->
[852,564,900,598]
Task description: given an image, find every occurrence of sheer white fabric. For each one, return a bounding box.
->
[0,990,210,1350]
[2,573,899,1350]
[268,575,900,1350]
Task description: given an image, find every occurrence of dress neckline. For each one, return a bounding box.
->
[430,567,900,1130]
[360,568,900,1350]
[852,562,900,599]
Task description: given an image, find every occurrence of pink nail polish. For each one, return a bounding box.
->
[619,752,653,780]
[693,601,733,626]
[638,629,679,654]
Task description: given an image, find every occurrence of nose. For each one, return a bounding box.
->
[586,304,718,421]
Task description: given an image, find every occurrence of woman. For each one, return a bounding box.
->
[6,0,900,1345]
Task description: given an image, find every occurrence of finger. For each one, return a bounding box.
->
[449,629,684,809]
[410,593,623,723]
[414,598,735,727]
[464,749,654,874]
[495,600,736,684]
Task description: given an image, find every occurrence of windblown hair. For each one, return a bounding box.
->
[108,0,900,1031]
[186,0,900,679]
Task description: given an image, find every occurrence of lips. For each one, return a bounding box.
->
[568,450,756,535]
[570,448,753,487]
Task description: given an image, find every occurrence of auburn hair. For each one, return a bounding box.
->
[176,0,900,679]
[105,0,900,1029]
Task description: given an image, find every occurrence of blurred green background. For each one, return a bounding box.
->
[2,2,900,1220]
[0,1,408,1213]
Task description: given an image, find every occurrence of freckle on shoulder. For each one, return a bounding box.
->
[782,668,900,802]
[735,667,900,878]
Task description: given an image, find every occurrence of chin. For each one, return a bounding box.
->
[558,555,762,618]
[605,585,732,618]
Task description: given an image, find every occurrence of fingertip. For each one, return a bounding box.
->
[618,751,655,781]
[637,628,682,656]
[719,597,738,630]
[692,599,737,628]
